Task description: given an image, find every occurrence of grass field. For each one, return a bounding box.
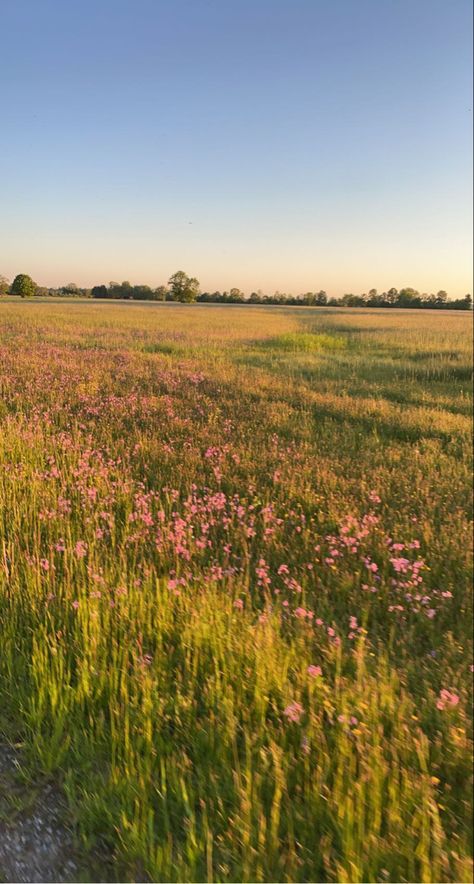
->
[0,302,472,882]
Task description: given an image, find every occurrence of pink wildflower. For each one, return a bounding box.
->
[436,689,460,710]
[283,701,304,723]
[74,540,87,558]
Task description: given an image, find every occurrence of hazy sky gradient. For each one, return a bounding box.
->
[1,0,472,296]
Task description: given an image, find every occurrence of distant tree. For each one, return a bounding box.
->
[398,287,420,306]
[107,281,121,299]
[454,293,473,310]
[315,290,327,305]
[229,287,245,302]
[168,271,200,303]
[91,285,108,299]
[385,287,399,305]
[60,282,79,295]
[11,273,37,298]
[153,286,168,301]
[435,290,448,304]
[248,292,262,303]
[131,284,153,300]
[0,275,9,295]
[118,281,133,299]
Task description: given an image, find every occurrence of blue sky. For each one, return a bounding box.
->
[1,0,472,295]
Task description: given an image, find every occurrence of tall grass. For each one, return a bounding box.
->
[0,303,472,882]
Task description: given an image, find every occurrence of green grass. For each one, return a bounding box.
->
[0,302,472,882]
[260,332,346,351]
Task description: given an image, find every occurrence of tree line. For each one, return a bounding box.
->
[2,272,472,310]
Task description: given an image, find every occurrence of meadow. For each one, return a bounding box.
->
[0,301,472,883]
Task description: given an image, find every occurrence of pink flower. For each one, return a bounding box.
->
[436,689,460,710]
[294,607,307,619]
[74,540,87,558]
[283,701,303,723]
[72,600,80,609]
[307,665,322,678]
[40,558,50,571]
[234,598,244,610]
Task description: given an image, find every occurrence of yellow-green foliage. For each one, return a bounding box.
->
[0,302,472,882]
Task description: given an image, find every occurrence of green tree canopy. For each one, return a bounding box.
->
[11,273,37,298]
[168,271,200,303]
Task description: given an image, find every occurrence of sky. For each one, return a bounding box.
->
[1,0,472,297]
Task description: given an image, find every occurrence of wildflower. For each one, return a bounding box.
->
[40,559,50,571]
[283,701,303,723]
[72,600,80,609]
[307,665,322,678]
[74,540,87,558]
[436,689,460,710]
[234,598,244,610]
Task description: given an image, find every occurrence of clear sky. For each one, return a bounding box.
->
[1,0,472,296]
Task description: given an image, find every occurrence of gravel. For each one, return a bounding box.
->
[0,745,79,883]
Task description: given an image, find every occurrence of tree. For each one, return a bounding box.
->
[153,286,168,301]
[61,282,79,295]
[0,275,9,295]
[168,271,200,303]
[398,287,420,306]
[11,273,37,298]
[386,287,399,305]
[229,287,245,302]
[91,285,108,299]
[131,285,153,300]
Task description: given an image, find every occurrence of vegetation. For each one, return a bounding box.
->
[10,273,37,298]
[2,272,472,309]
[0,303,472,882]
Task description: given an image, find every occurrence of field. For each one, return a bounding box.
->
[0,302,472,883]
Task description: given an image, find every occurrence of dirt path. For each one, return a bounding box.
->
[0,744,79,883]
